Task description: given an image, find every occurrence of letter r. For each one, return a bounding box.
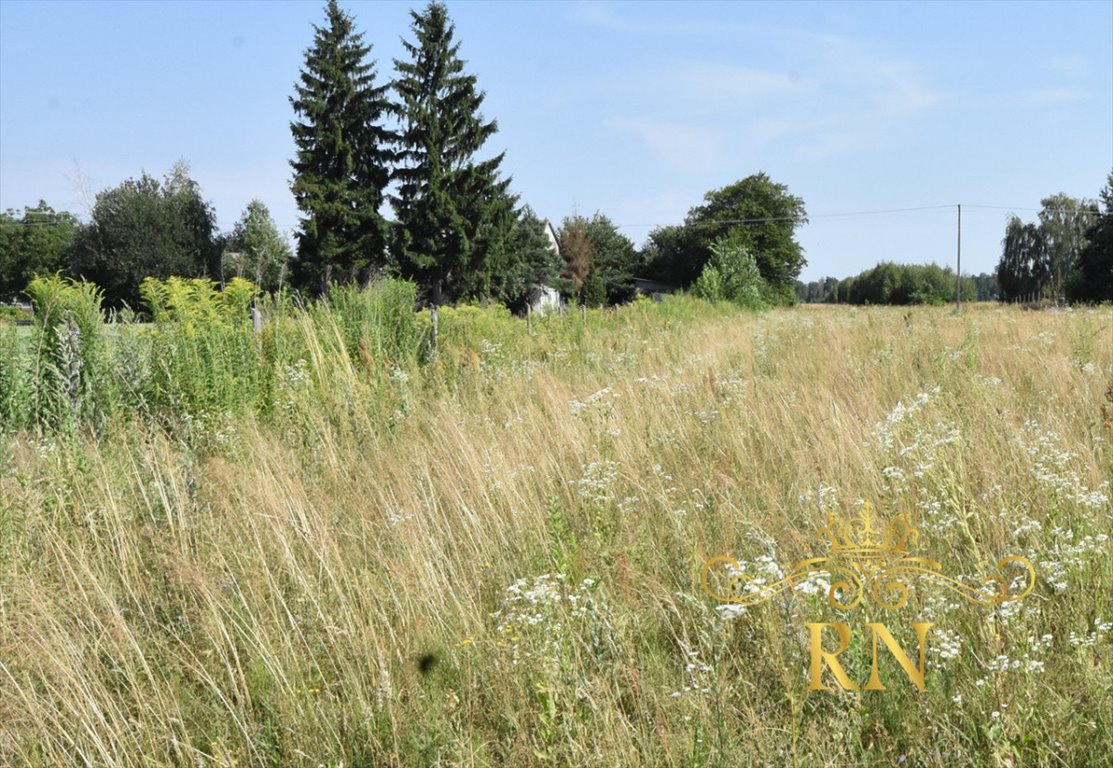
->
[805,622,860,691]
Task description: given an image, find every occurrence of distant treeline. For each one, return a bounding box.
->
[799,172,1113,306]
[796,264,993,305]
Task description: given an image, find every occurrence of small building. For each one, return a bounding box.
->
[528,284,562,315]
[528,220,565,315]
[633,278,678,302]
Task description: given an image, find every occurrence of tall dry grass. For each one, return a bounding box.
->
[1,300,1110,766]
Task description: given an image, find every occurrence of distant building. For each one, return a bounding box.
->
[633,278,678,302]
[528,284,562,315]
[542,219,560,256]
[528,220,565,315]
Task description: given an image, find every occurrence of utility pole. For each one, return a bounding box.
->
[955,204,962,310]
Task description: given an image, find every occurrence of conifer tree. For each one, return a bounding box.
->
[290,0,393,295]
[482,206,563,312]
[390,1,512,306]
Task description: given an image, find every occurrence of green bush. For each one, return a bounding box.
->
[691,238,767,309]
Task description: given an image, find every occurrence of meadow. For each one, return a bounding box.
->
[0,282,1110,767]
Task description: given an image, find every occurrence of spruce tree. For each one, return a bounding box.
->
[290,0,393,295]
[391,1,513,306]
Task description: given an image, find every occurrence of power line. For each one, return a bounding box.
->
[615,204,954,229]
[960,203,1101,214]
[4,202,1099,229]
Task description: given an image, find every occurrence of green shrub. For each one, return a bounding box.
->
[691,238,767,309]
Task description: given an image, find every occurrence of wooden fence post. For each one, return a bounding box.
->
[431,305,439,356]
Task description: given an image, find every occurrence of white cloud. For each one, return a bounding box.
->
[664,61,807,102]
[574,6,947,163]
[872,60,945,115]
[606,117,724,172]
[1047,54,1086,75]
[1022,88,1090,107]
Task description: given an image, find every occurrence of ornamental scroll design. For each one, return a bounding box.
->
[701,502,1035,611]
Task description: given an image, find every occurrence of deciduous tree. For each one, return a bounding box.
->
[1071,171,1113,303]
[223,200,292,292]
[67,162,218,309]
[643,172,807,303]
[0,201,80,300]
[1038,193,1097,300]
[997,216,1046,302]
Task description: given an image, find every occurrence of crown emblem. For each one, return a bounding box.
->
[701,498,1034,612]
[817,501,918,559]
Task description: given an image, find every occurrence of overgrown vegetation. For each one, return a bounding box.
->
[0,276,421,435]
[1,295,1110,767]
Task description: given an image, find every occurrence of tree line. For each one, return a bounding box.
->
[0,1,831,313]
[1,165,291,309]
[285,0,809,309]
[796,173,1111,306]
[796,264,985,305]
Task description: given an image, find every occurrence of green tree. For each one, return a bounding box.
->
[482,206,563,313]
[584,213,640,305]
[842,262,973,305]
[997,216,1046,302]
[67,162,219,309]
[290,0,394,295]
[1038,193,1097,301]
[641,223,702,289]
[644,173,806,303]
[0,201,80,300]
[795,277,842,303]
[390,0,513,307]
[972,272,999,301]
[1070,171,1113,303]
[223,200,292,292]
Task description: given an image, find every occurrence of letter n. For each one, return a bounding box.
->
[805,622,859,691]
[864,622,933,691]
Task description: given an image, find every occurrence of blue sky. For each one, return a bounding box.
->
[1,0,1110,281]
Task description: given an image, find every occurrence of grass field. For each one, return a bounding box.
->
[1,296,1111,767]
